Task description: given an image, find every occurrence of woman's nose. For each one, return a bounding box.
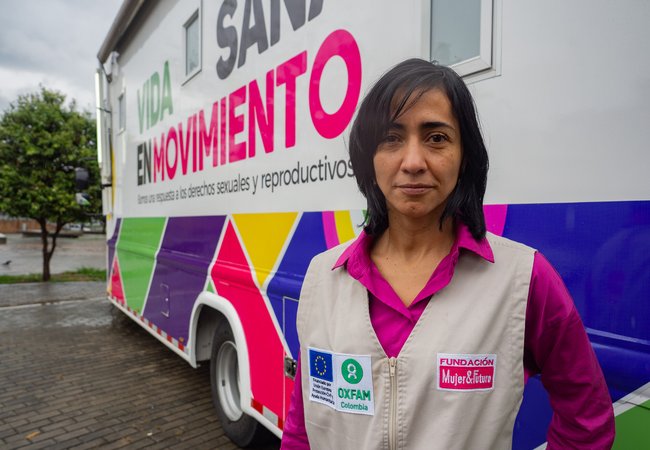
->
[401,139,427,173]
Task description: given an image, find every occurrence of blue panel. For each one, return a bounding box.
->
[513,377,553,449]
[502,201,650,342]
[267,212,328,358]
[503,201,650,449]
[269,295,284,343]
[284,298,300,360]
[591,339,650,402]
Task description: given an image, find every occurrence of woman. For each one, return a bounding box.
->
[281,59,614,449]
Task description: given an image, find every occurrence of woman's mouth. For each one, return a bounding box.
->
[396,184,434,195]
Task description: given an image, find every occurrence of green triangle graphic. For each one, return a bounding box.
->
[116,217,166,312]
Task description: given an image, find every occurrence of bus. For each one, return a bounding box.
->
[95,0,649,447]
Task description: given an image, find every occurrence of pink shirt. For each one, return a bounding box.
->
[281,225,614,449]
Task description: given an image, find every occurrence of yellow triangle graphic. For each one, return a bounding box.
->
[233,212,298,287]
[334,210,356,244]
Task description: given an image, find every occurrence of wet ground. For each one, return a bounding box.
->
[0,233,106,276]
[0,277,281,449]
[0,281,106,308]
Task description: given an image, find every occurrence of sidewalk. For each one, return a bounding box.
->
[0,281,106,308]
[0,285,277,449]
[0,233,105,277]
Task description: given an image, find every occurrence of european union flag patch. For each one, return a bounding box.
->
[309,348,333,382]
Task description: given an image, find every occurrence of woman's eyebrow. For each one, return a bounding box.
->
[420,121,454,131]
[387,121,455,131]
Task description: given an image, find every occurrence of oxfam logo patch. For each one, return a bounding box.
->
[341,358,363,384]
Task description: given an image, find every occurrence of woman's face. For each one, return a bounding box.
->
[373,88,462,225]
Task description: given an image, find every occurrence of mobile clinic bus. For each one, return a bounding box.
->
[95,0,649,447]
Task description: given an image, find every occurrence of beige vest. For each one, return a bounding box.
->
[297,233,535,450]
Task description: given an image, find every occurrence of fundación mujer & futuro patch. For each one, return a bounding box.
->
[308,347,374,415]
[437,353,497,391]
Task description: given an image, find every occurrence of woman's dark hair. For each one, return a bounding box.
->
[349,58,488,240]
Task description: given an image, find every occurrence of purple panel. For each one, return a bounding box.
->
[107,218,122,278]
[142,216,226,342]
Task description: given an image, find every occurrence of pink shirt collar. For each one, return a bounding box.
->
[331,221,495,319]
[333,221,494,274]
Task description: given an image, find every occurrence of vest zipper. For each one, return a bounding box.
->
[389,357,397,450]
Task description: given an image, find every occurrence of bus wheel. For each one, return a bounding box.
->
[210,321,271,447]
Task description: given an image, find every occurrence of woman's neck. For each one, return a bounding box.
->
[372,214,456,264]
[369,215,456,307]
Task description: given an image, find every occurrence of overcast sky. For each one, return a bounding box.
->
[0,0,123,114]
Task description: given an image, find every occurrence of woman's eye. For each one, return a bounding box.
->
[383,134,400,144]
[429,133,447,144]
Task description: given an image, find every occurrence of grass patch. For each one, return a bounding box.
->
[0,267,106,284]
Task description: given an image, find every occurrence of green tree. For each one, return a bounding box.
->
[0,87,101,281]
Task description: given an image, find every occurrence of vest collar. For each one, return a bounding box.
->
[332,222,495,278]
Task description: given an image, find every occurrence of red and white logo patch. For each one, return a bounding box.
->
[437,353,496,391]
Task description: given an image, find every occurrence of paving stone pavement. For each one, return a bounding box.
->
[0,291,281,450]
[0,281,106,308]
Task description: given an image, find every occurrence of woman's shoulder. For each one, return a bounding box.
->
[485,232,537,256]
[310,238,357,268]
[302,239,358,289]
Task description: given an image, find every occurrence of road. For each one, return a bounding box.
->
[0,287,282,450]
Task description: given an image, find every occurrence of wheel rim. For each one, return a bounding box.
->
[216,340,243,421]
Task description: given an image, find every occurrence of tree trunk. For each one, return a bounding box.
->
[39,219,51,281]
[38,219,65,281]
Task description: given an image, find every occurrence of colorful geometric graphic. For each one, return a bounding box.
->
[211,220,286,418]
[109,256,125,303]
[115,217,166,312]
[483,204,508,236]
[232,212,298,287]
[613,383,650,449]
[267,212,331,360]
[107,218,121,281]
[105,202,649,448]
[142,216,225,343]
[323,211,351,247]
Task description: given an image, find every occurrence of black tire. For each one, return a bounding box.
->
[210,320,273,447]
